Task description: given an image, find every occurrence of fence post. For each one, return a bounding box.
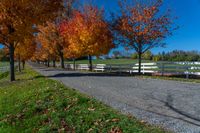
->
[119,65,122,75]
[161,63,165,76]
[186,66,189,79]
[109,65,112,73]
[143,64,145,75]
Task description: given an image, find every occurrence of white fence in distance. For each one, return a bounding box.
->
[131,63,158,74]
[53,62,200,76]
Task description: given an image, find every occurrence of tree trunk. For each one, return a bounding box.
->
[138,52,142,75]
[18,55,21,72]
[53,60,56,67]
[22,61,25,69]
[89,55,93,71]
[73,58,76,71]
[137,42,143,75]
[9,44,15,81]
[47,60,50,67]
[60,52,65,69]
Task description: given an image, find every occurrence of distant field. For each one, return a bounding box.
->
[65,59,150,65]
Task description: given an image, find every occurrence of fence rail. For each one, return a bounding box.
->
[156,62,200,76]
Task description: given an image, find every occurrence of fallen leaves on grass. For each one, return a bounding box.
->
[106,118,120,123]
[88,107,95,111]
[87,128,93,132]
[109,127,123,133]
[140,120,147,124]
[58,119,75,133]
[111,118,120,122]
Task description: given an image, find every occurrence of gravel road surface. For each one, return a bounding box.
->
[30,63,200,133]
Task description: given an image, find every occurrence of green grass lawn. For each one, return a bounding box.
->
[0,67,167,133]
[65,59,151,65]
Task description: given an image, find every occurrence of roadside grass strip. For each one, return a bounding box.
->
[0,67,167,133]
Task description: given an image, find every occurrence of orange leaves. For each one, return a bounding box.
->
[60,6,114,58]
[0,0,63,48]
[36,21,65,61]
[0,0,63,69]
[15,38,36,61]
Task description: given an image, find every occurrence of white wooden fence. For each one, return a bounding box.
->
[175,62,200,65]
[131,63,158,74]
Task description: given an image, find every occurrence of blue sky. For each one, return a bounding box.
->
[1,0,200,54]
[86,0,200,54]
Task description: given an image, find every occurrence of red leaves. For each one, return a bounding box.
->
[116,0,174,53]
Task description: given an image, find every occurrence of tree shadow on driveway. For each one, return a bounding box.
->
[148,94,200,127]
[30,64,200,128]
[46,72,134,78]
[47,72,200,127]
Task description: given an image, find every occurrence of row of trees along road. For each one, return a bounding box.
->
[0,0,63,81]
[0,0,175,81]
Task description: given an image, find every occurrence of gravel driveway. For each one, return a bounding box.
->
[31,63,200,133]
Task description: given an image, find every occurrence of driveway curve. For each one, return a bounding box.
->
[30,63,200,133]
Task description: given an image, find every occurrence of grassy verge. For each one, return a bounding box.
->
[0,67,167,133]
[136,75,200,84]
[0,71,9,80]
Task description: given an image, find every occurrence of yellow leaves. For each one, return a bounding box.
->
[15,37,36,61]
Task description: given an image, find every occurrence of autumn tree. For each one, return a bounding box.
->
[0,0,63,81]
[31,44,51,66]
[63,40,83,70]
[35,43,57,67]
[15,38,36,71]
[60,6,114,71]
[59,19,84,70]
[37,22,66,68]
[114,0,175,74]
[35,0,75,68]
